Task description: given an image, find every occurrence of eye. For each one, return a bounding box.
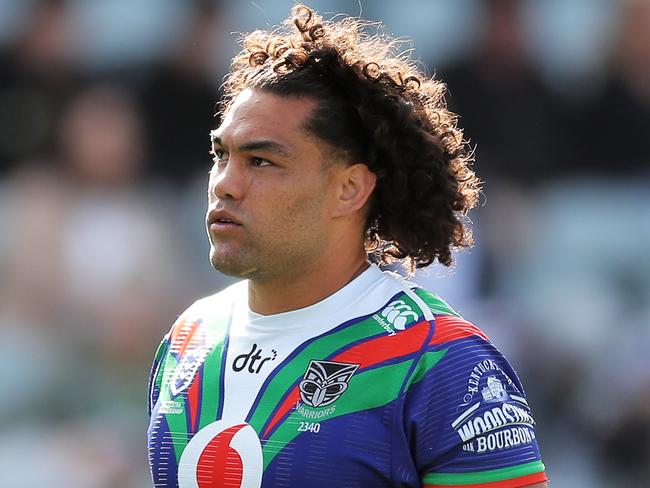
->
[211,149,229,165]
[251,157,272,167]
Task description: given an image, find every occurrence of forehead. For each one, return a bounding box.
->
[214,89,318,147]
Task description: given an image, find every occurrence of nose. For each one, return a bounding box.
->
[209,158,247,201]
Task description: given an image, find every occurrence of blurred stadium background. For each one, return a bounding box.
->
[0,0,648,486]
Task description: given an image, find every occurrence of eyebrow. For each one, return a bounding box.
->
[210,133,293,159]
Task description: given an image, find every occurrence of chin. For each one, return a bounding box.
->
[209,250,254,278]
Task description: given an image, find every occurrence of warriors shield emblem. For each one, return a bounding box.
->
[299,360,359,408]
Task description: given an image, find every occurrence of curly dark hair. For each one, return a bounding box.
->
[221,5,481,269]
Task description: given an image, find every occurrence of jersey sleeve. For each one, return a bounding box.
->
[147,332,170,417]
[146,299,205,416]
[403,315,548,488]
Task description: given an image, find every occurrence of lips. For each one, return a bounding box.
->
[207,208,243,227]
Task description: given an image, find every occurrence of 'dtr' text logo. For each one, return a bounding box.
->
[299,360,359,408]
[232,343,277,374]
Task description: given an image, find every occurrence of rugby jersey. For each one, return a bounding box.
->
[147,264,547,487]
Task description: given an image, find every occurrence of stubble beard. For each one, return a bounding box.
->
[208,231,327,283]
[208,239,290,281]
[207,190,331,281]
[208,242,259,279]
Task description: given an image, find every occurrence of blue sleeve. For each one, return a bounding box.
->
[403,319,547,487]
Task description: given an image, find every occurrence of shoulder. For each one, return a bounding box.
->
[184,279,246,318]
[377,270,462,319]
[164,280,247,350]
[400,310,547,484]
[189,279,247,315]
[387,284,510,395]
[377,273,488,342]
[401,289,529,414]
[366,276,492,374]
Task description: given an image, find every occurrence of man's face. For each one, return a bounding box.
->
[206,88,336,280]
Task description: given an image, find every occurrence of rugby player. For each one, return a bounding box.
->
[147,5,548,487]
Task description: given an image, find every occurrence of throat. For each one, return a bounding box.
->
[248,258,371,316]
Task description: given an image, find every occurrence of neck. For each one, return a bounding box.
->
[248,247,370,315]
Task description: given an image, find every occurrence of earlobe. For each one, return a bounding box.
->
[331,164,377,218]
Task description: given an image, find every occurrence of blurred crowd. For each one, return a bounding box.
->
[0,0,648,486]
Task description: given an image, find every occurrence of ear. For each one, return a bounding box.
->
[329,163,377,218]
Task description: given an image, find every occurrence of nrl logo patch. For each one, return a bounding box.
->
[170,346,211,397]
[299,360,359,408]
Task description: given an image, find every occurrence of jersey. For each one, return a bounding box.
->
[147,265,547,487]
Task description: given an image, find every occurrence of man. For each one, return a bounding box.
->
[147,5,548,487]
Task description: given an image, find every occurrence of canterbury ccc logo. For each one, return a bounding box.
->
[381,300,419,330]
[299,360,359,408]
[178,420,263,488]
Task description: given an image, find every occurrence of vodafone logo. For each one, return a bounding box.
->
[178,420,263,488]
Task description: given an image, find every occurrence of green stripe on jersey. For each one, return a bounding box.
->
[247,306,412,432]
[422,460,546,485]
[404,349,448,390]
[157,314,230,463]
[262,359,415,469]
[157,353,188,464]
[151,336,170,392]
[197,315,230,429]
[413,288,460,317]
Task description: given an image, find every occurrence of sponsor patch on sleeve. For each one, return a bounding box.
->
[452,360,537,455]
